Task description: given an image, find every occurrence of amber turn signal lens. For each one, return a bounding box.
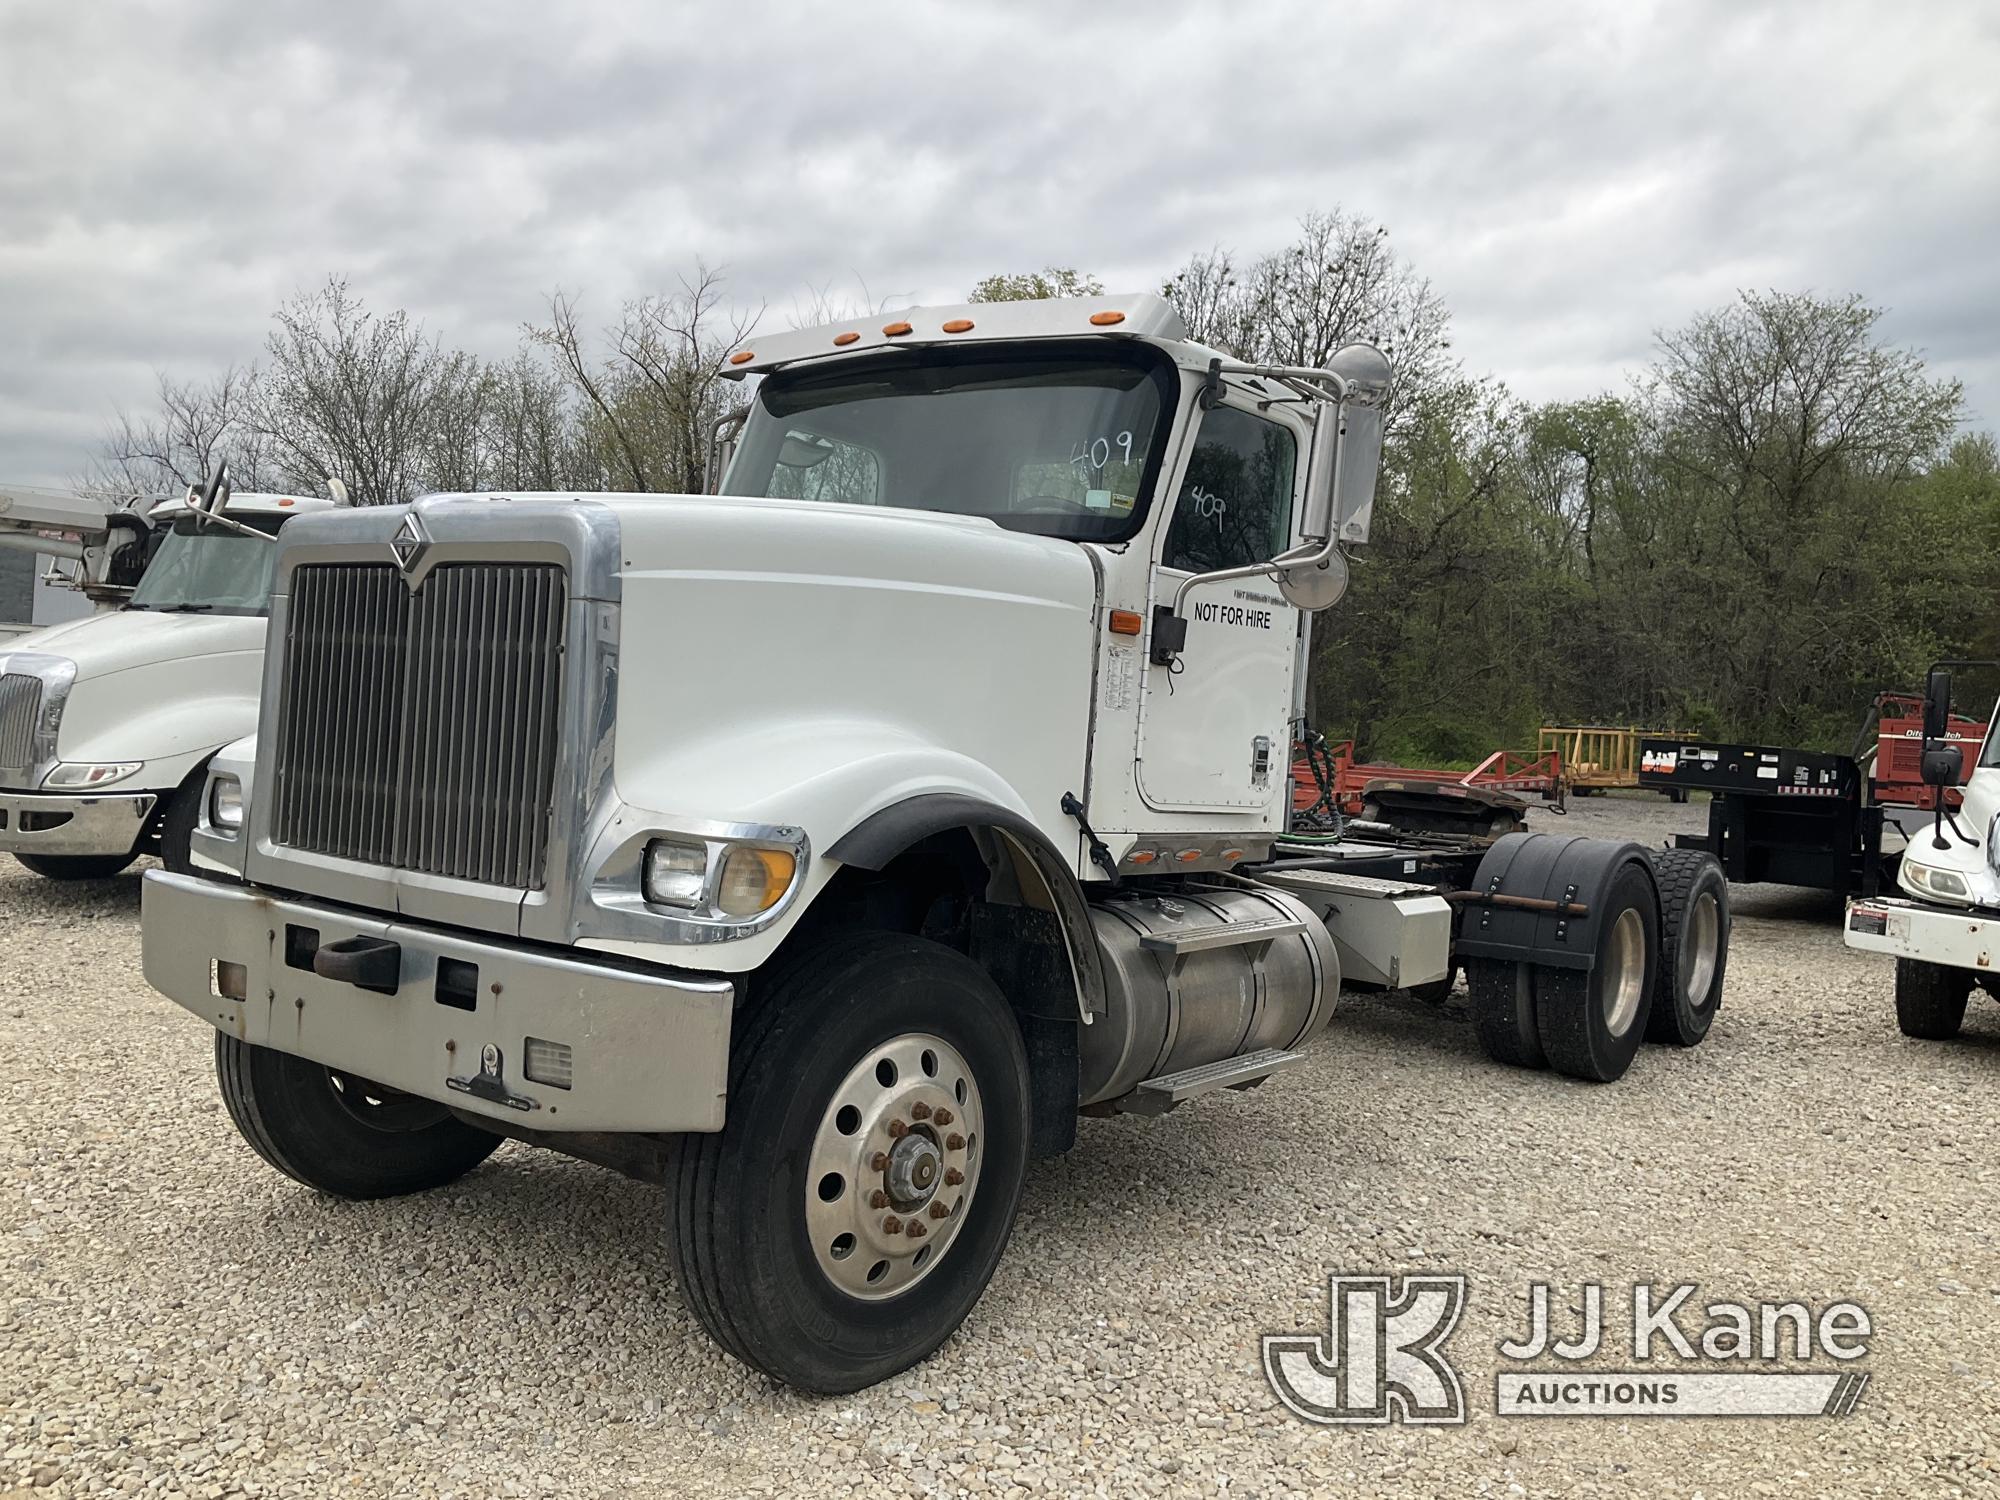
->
[729,350,755,365]
[1108,609,1143,636]
[882,321,914,337]
[716,846,797,917]
[833,331,860,346]
[942,318,975,333]
[1088,310,1126,326]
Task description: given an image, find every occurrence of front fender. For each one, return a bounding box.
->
[58,655,262,793]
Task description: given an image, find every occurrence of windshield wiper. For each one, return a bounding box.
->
[161,604,216,613]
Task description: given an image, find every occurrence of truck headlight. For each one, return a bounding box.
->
[42,761,142,790]
[642,838,709,908]
[208,775,243,832]
[1904,860,1969,899]
[716,845,798,917]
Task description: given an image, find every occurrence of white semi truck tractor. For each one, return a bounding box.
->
[138,295,1729,1392]
[0,478,337,879]
[1845,665,2000,1037]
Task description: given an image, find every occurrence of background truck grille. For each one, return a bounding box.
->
[272,562,568,889]
[0,673,42,771]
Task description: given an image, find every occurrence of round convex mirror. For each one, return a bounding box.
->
[1276,548,1349,611]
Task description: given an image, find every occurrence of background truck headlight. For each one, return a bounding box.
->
[208,775,243,832]
[42,761,142,790]
[1903,860,1969,899]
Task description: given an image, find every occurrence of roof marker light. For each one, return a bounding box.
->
[942,318,974,333]
[1089,310,1126,326]
[729,350,755,365]
[833,332,860,346]
[883,321,913,337]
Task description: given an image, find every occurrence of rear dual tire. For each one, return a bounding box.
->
[1468,861,1662,1082]
[1645,849,1728,1046]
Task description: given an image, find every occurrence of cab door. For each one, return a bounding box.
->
[1134,403,1303,814]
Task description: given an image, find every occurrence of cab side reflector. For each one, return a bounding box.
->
[1108,609,1143,636]
[1089,310,1126,326]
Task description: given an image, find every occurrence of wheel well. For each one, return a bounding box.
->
[768,823,1085,1159]
[144,755,213,844]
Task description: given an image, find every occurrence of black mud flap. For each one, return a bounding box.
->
[1452,832,1657,972]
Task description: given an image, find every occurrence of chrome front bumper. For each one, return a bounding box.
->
[0,788,154,857]
[141,871,736,1132]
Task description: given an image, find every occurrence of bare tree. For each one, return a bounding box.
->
[81,366,273,497]
[530,264,760,494]
[967,267,1104,303]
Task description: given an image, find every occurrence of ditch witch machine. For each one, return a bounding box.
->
[138,295,1730,1393]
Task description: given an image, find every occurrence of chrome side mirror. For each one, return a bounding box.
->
[1323,344,1391,544]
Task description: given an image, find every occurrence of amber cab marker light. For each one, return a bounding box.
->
[833,331,860,346]
[1089,310,1126,326]
[1176,848,1202,863]
[942,318,975,334]
[729,350,755,365]
[1126,850,1158,866]
[1221,848,1245,863]
[883,320,914,337]
[1108,609,1143,636]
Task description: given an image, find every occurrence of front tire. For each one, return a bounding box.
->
[1895,958,1971,1040]
[215,1034,501,1198]
[665,931,1031,1394]
[14,851,137,880]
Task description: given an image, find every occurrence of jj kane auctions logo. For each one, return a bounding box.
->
[1265,1275,1872,1424]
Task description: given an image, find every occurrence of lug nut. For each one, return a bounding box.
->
[943,1168,964,1186]
[887,1119,909,1139]
[927,1201,950,1220]
[945,1133,965,1151]
[869,1190,889,1209]
[869,1151,889,1171]
[907,1221,927,1239]
[882,1215,903,1234]
[933,1108,954,1126]
[909,1101,931,1121]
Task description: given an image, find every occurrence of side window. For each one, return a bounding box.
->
[1161,406,1297,573]
[764,428,882,505]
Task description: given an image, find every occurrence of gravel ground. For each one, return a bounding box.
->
[4,794,1998,1498]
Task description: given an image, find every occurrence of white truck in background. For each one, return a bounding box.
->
[0,478,338,879]
[1845,665,2000,1036]
[138,294,1729,1393]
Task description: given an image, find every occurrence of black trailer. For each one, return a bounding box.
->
[1636,738,1891,895]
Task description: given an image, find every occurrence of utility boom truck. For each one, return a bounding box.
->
[139,294,1728,1393]
[0,478,337,879]
[1845,665,2000,1037]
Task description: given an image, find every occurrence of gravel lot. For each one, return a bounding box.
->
[4,793,1998,1498]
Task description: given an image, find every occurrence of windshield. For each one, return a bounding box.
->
[724,346,1176,540]
[127,514,285,614]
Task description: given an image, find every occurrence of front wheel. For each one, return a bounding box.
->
[1895,958,1971,1040]
[665,932,1031,1394]
[215,1034,501,1198]
[14,851,137,880]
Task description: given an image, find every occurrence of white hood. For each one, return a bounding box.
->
[3,607,267,680]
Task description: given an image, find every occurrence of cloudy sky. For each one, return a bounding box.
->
[4,1,1997,486]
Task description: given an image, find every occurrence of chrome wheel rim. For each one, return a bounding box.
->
[1602,907,1646,1037]
[1684,892,1720,1005]
[805,1032,983,1301]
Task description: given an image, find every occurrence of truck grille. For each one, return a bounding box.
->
[0,673,41,771]
[271,562,568,889]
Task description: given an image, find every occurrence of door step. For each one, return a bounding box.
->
[1137,914,1305,956]
[1113,1047,1307,1115]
